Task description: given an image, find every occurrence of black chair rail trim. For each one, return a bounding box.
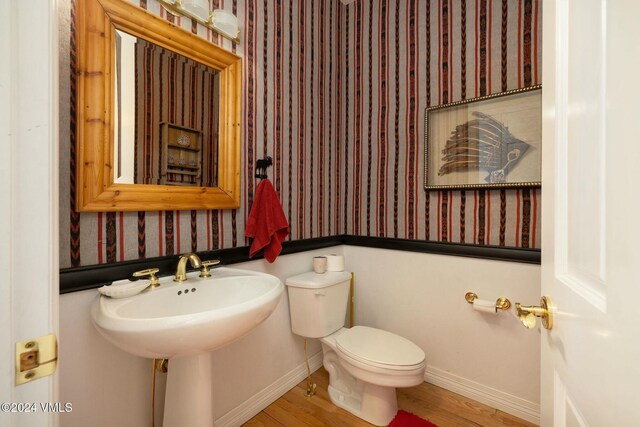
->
[59,235,540,294]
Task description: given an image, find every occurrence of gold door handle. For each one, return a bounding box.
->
[515,296,554,330]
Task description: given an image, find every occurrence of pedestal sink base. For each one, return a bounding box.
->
[164,353,214,427]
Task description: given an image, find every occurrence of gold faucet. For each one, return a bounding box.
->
[174,253,202,282]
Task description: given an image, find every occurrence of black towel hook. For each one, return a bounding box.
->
[255,156,273,180]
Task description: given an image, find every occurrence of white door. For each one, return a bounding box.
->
[0,1,59,426]
[541,0,640,425]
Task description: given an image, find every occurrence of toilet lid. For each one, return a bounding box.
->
[336,326,425,369]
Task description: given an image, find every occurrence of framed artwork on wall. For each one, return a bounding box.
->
[424,85,542,190]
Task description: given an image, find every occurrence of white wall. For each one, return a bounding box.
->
[58,247,338,427]
[59,245,541,426]
[344,246,541,422]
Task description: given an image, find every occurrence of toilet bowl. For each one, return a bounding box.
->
[321,326,426,425]
[285,271,426,426]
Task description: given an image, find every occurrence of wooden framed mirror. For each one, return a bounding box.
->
[76,0,241,211]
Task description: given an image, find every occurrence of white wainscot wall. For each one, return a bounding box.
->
[59,245,541,426]
[343,246,541,424]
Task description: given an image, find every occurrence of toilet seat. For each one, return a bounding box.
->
[336,326,425,371]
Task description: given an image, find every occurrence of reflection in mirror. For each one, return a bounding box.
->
[114,30,219,187]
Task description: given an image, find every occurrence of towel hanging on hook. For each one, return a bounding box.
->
[246,178,289,263]
[255,156,273,180]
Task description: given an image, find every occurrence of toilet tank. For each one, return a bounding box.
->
[285,271,352,338]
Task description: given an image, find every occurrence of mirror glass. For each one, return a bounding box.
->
[114,30,219,187]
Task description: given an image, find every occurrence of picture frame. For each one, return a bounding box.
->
[424,85,542,190]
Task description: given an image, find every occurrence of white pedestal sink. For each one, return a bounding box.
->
[91,267,284,427]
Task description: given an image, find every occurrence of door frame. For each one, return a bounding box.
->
[0,0,60,425]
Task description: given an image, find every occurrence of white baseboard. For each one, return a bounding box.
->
[215,351,324,427]
[425,365,540,425]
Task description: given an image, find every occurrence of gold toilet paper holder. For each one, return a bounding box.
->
[464,292,511,311]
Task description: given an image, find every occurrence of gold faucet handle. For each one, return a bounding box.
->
[133,268,160,288]
[199,260,220,278]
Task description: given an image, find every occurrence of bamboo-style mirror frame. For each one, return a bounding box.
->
[76,0,241,211]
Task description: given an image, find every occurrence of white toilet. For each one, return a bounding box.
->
[286,271,426,426]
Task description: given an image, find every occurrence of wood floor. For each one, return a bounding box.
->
[244,368,537,427]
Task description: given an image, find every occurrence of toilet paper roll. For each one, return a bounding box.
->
[325,254,345,272]
[313,256,327,274]
[472,299,497,314]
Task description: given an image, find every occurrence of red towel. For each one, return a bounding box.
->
[246,179,289,263]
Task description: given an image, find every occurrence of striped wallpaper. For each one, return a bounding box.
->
[339,0,542,246]
[59,0,541,269]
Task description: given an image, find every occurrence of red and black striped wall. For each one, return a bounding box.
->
[60,0,541,269]
[339,0,541,245]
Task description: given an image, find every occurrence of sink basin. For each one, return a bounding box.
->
[91,267,284,359]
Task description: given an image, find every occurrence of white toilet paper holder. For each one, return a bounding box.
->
[464,292,511,311]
